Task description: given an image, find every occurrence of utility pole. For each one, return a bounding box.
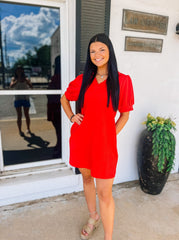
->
[0,12,5,89]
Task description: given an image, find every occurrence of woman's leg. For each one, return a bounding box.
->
[15,107,22,134]
[23,107,31,132]
[96,178,115,240]
[79,168,100,236]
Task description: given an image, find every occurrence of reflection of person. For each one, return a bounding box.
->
[10,66,33,136]
[47,56,61,158]
[60,33,134,239]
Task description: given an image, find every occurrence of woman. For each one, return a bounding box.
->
[60,33,134,240]
[10,66,33,136]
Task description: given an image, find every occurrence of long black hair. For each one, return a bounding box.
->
[77,33,119,112]
[15,66,26,80]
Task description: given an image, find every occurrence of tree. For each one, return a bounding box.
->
[12,45,51,77]
[35,45,51,77]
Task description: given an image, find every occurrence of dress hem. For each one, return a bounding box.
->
[70,162,116,179]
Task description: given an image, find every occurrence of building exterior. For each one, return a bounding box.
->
[0,0,178,206]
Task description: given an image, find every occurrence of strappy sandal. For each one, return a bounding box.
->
[80,216,101,240]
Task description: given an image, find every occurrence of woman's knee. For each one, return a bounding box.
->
[83,176,94,185]
[96,179,114,204]
[97,189,113,204]
[23,107,30,117]
[16,107,22,118]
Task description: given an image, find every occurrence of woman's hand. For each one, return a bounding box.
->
[71,113,84,125]
[60,94,84,125]
[10,78,17,88]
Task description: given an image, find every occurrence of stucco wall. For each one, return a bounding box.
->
[110,0,179,183]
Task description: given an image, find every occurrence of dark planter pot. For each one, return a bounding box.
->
[137,129,170,195]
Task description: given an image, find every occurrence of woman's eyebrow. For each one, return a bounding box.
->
[90,46,106,51]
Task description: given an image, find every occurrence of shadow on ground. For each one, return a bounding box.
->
[3,132,60,165]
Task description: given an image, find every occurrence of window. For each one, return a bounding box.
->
[0,0,67,171]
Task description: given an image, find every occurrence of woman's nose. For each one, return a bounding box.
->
[95,51,101,58]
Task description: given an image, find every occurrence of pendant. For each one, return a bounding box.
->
[101,75,104,79]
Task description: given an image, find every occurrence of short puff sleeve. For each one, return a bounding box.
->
[118,74,134,112]
[65,74,83,101]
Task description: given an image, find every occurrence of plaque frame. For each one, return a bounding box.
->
[125,36,163,53]
[122,9,169,35]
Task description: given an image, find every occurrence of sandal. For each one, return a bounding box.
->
[80,216,101,240]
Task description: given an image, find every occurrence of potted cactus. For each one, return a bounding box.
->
[137,113,176,195]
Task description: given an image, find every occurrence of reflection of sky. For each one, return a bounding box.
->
[0,3,39,19]
[0,3,60,67]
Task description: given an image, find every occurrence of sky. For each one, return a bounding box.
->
[0,2,60,67]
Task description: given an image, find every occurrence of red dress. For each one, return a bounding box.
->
[65,72,134,179]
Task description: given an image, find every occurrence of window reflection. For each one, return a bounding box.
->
[0,95,62,165]
[0,2,60,90]
[0,3,62,166]
[10,66,33,136]
[47,56,61,158]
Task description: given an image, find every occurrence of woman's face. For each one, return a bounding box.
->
[90,41,109,69]
[16,67,23,76]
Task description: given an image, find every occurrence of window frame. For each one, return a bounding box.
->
[0,0,72,172]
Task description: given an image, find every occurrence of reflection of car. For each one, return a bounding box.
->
[23,66,42,78]
[31,67,42,76]
[31,72,38,76]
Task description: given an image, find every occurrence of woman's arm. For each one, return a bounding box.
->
[115,112,129,135]
[10,77,17,88]
[60,94,84,125]
[25,78,33,89]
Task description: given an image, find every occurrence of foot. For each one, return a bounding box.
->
[26,129,31,135]
[81,212,100,240]
[19,131,24,136]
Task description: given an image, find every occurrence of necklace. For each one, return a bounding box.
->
[96,73,108,79]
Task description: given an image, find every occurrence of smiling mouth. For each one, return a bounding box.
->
[95,58,103,62]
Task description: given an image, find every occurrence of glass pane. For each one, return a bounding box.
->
[0,2,61,90]
[0,95,61,165]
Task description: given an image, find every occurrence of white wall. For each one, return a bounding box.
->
[110,0,179,183]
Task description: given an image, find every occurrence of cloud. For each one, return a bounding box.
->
[1,7,60,66]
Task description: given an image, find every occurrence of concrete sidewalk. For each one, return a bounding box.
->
[0,174,179,240]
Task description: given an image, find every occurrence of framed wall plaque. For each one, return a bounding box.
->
[122,9,169,35]
[125,37,163,53]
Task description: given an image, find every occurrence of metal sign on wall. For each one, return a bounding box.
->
[125,37,163,53]
[122,9,169,35]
